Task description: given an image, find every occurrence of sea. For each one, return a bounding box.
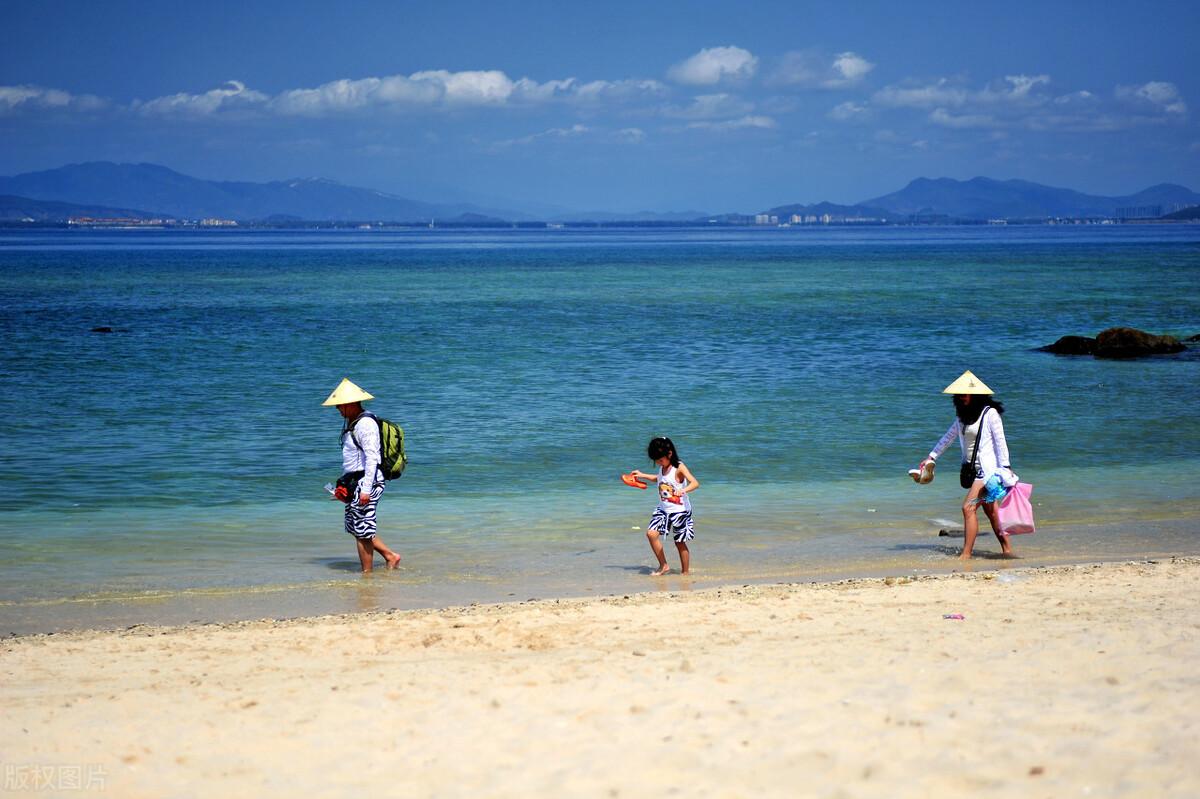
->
[1,225,1198,635]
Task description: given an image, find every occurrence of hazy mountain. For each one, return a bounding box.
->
[0,162,523,222]
[550,209,712,223]
[861,177,1200,219]
[0,194,159,221]
[763,200,897,221]
[5,162,1197,224]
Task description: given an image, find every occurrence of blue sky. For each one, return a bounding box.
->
[2,0,1198,213]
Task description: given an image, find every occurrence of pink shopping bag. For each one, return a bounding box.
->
[997,482,1035,535]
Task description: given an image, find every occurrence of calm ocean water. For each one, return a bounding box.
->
[2,226,1198,633]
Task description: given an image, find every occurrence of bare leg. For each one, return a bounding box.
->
[960,481,985,561]
[646,529,670,575]
[356,538,375,572]
[981,501,1013,556]
[675,541,690,575]
[373,537,402,569]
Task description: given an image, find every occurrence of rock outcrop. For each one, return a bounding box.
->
[1093,327,1185,359]
[1038,327,1187,358]
[1038,335,1097,355]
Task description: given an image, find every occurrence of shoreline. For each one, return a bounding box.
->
[6,533,1200,638]
[4,557,1197,797]
[3,554,1191,639]
[5,526,1200,637]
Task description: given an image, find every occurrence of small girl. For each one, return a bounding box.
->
[629,436,700,576]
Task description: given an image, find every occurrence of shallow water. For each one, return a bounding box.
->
[1,226,1198,633]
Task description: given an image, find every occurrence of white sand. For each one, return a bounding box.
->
[3,558,1198,798]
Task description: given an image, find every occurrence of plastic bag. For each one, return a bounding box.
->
[997,482,1035,535]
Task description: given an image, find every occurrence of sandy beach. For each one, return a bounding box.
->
[3,557,1198,798]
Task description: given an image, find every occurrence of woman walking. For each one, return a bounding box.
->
[916,370,1019,561]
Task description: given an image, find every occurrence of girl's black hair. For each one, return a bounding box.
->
[647,437,679,467]
[953,395,1005,425]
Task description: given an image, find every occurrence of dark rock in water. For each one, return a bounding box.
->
[1186,333,1200,342]
[938,528,965,538]
[1094,327,1185,359]
[90,326,114,334]
[1038,335,1097,355]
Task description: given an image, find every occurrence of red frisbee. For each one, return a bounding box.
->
[621,473,648,489]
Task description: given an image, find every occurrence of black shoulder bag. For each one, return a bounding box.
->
[959,408,989,489]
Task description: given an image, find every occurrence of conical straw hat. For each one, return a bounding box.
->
[322,377,375,406]
[942,370,993,395]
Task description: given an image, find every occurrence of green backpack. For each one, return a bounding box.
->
[347,412,408,480]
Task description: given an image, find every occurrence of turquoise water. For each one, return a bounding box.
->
[1,226,1198,633]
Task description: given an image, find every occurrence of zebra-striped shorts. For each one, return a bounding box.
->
[344,482,386,540]
[648,508,695,543]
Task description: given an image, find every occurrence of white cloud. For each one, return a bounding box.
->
[1117,81,1186,115]
[570,79,668,104]
[0,84,106,114]
[495,124,591,148]
[410,70,515,105]
[930,108,998,129]
[512,77,578,102]
[872,73,1187,133]
[665,93,755,120]
[273,71,515,115]
[687,114,776,132]
[1054,90,1095,106]
[829,52,875,85]
[772,50,875,89]
[272,77,417,115]
[668,46,758,85]
[137,80,268,116]
[874,79,970,109]
[261,72,668,116]
[828,101,868,121]
[615,127,646,143]
[1000,74,1050,99]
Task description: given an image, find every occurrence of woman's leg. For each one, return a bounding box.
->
[981,501,1013,555]
[372,537,403,568]
[356,537,374,572]
[960,481,986,560]
[646,528,669,575]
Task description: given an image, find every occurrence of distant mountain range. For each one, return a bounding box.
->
[0,194,160,222]
[859,177,1200,220]
[0,162,1197,223]
[762,200,898,222]
[0,162,521,223]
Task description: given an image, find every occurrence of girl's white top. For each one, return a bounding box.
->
[928,409,1018,487]
[341,415,382,495]
[652,464,692,514]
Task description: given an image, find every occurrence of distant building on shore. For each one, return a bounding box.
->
[68,217,171,227]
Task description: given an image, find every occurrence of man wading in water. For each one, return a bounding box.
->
[323,378,402,572]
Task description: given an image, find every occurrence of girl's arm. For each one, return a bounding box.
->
[925,420,959,464]
[629,470,659,482]
[675,462,700,493]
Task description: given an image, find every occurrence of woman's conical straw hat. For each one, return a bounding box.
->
[942,370,993,395]
[322,377,375,406]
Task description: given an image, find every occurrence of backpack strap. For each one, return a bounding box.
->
[344,411,379,451]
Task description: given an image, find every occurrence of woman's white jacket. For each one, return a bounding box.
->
[928,409,1019,487]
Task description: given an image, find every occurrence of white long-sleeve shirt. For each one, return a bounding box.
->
[928,409,1018,487]
[341,415,382,495]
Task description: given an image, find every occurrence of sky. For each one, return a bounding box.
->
[1,0,1198,214]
